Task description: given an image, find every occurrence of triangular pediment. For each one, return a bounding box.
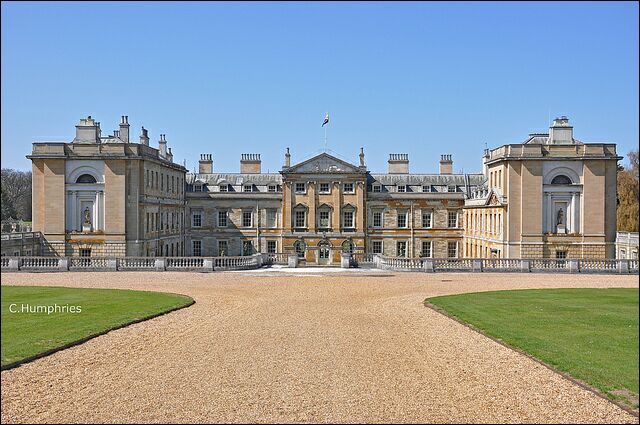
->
[484,189,504,206]
[284,153,363,174]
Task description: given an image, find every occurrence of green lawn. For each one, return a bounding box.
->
[1,285,193,368]
[426,288,639,409]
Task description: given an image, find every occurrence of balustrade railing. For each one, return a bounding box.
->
[267,253,288,264]
[1,255,637,274]
[166,257,205,270]
[118,257,156,270]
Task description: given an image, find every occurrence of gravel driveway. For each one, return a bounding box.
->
[1,271,638,423]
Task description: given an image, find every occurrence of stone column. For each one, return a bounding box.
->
[332,181,341,232]
[308,182,316,232]
[546,192,553,233]
[570,192,576,233]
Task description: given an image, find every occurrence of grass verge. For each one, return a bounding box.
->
[1,285,194,369]
[426,288,639,412]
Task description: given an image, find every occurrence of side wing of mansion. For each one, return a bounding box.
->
[28,115,621,262]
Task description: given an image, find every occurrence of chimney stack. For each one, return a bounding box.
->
[549,116,574,144]
[199,154,213,174]
[439,154,453,174]
[167,147,173,162]
[158,134,167,158]
[388,154,409,174]
[284,147,291,168]
[240,153,261,174]
[119,115,130,143]
[72,116,100,143]
[139,126,149,146]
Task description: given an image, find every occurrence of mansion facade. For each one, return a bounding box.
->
[28,115,621,263]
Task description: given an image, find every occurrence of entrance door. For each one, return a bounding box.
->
[318,243,330,265]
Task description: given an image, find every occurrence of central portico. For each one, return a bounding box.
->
[281,150,367,265]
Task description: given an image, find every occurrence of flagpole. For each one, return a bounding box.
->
[324,123,327,152]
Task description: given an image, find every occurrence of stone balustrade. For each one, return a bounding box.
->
[372,255,639,274]
[1,253,274,272]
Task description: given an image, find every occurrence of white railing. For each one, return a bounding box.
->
[433,259,475,271]
[482,259,521,271]
[267,253,288,264]
[370,257,638,274]
[530,259,570,271]
[166,257,204,270]
[1,257,10,268]
[69,257,111,269]
[20,256,60,270]
[214,255,259,270]
[379,256,423,270]
[352,253,375,265]
[118,257,156,270]
[579,259,619,272]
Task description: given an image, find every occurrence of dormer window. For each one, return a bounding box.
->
[219,184,229,192]
[243,185,253,193]
[422,185,431,193]
[447,185,456,193]
[397,185,406,193]
[372,184,382,193]
[194,184,203,192]
[268,185,277,193]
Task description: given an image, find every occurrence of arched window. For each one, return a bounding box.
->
[76,174,97,184]
[294,240,306,258]
[342,240,354,254]
[551,175,572,185]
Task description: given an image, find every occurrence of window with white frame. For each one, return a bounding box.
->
[218,211,228,227]
[219,184,229,192]
[343,183,354,193]
[194,184,202,192]
[318,210,330,229]
[266,209,277,228]
[343,210,354,229]
[372,184,382,192]
[372,211,382,227]
[268,185,277,193]
[192,212,202,228]
[243,185,252,193]
[397,210,408,228]
[422,185,432,193]
[372,240,383,254]
[294,209,306,228]
[448,210,458,228]
[422,240,432,258]
[422,211,433,228]
[218,240,228,256]
[397,185,406,193]
[397,241,407,257]
[242,210,252,227]
[295,182,306,193]
[267,240,277,254]
[192,240,202,257]
[447,185,456,193]
[447,241,458,258]
[319,183,330,193]
[242,240,253,256]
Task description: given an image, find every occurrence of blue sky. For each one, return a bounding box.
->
[2,1,638,173]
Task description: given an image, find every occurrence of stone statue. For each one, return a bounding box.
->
[557,208,564,226]
[83,207,91,225]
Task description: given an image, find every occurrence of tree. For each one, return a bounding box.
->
[0,168,32,221]
[617,149,639,232]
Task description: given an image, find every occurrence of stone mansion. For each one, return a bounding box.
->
[28,115,620,263]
